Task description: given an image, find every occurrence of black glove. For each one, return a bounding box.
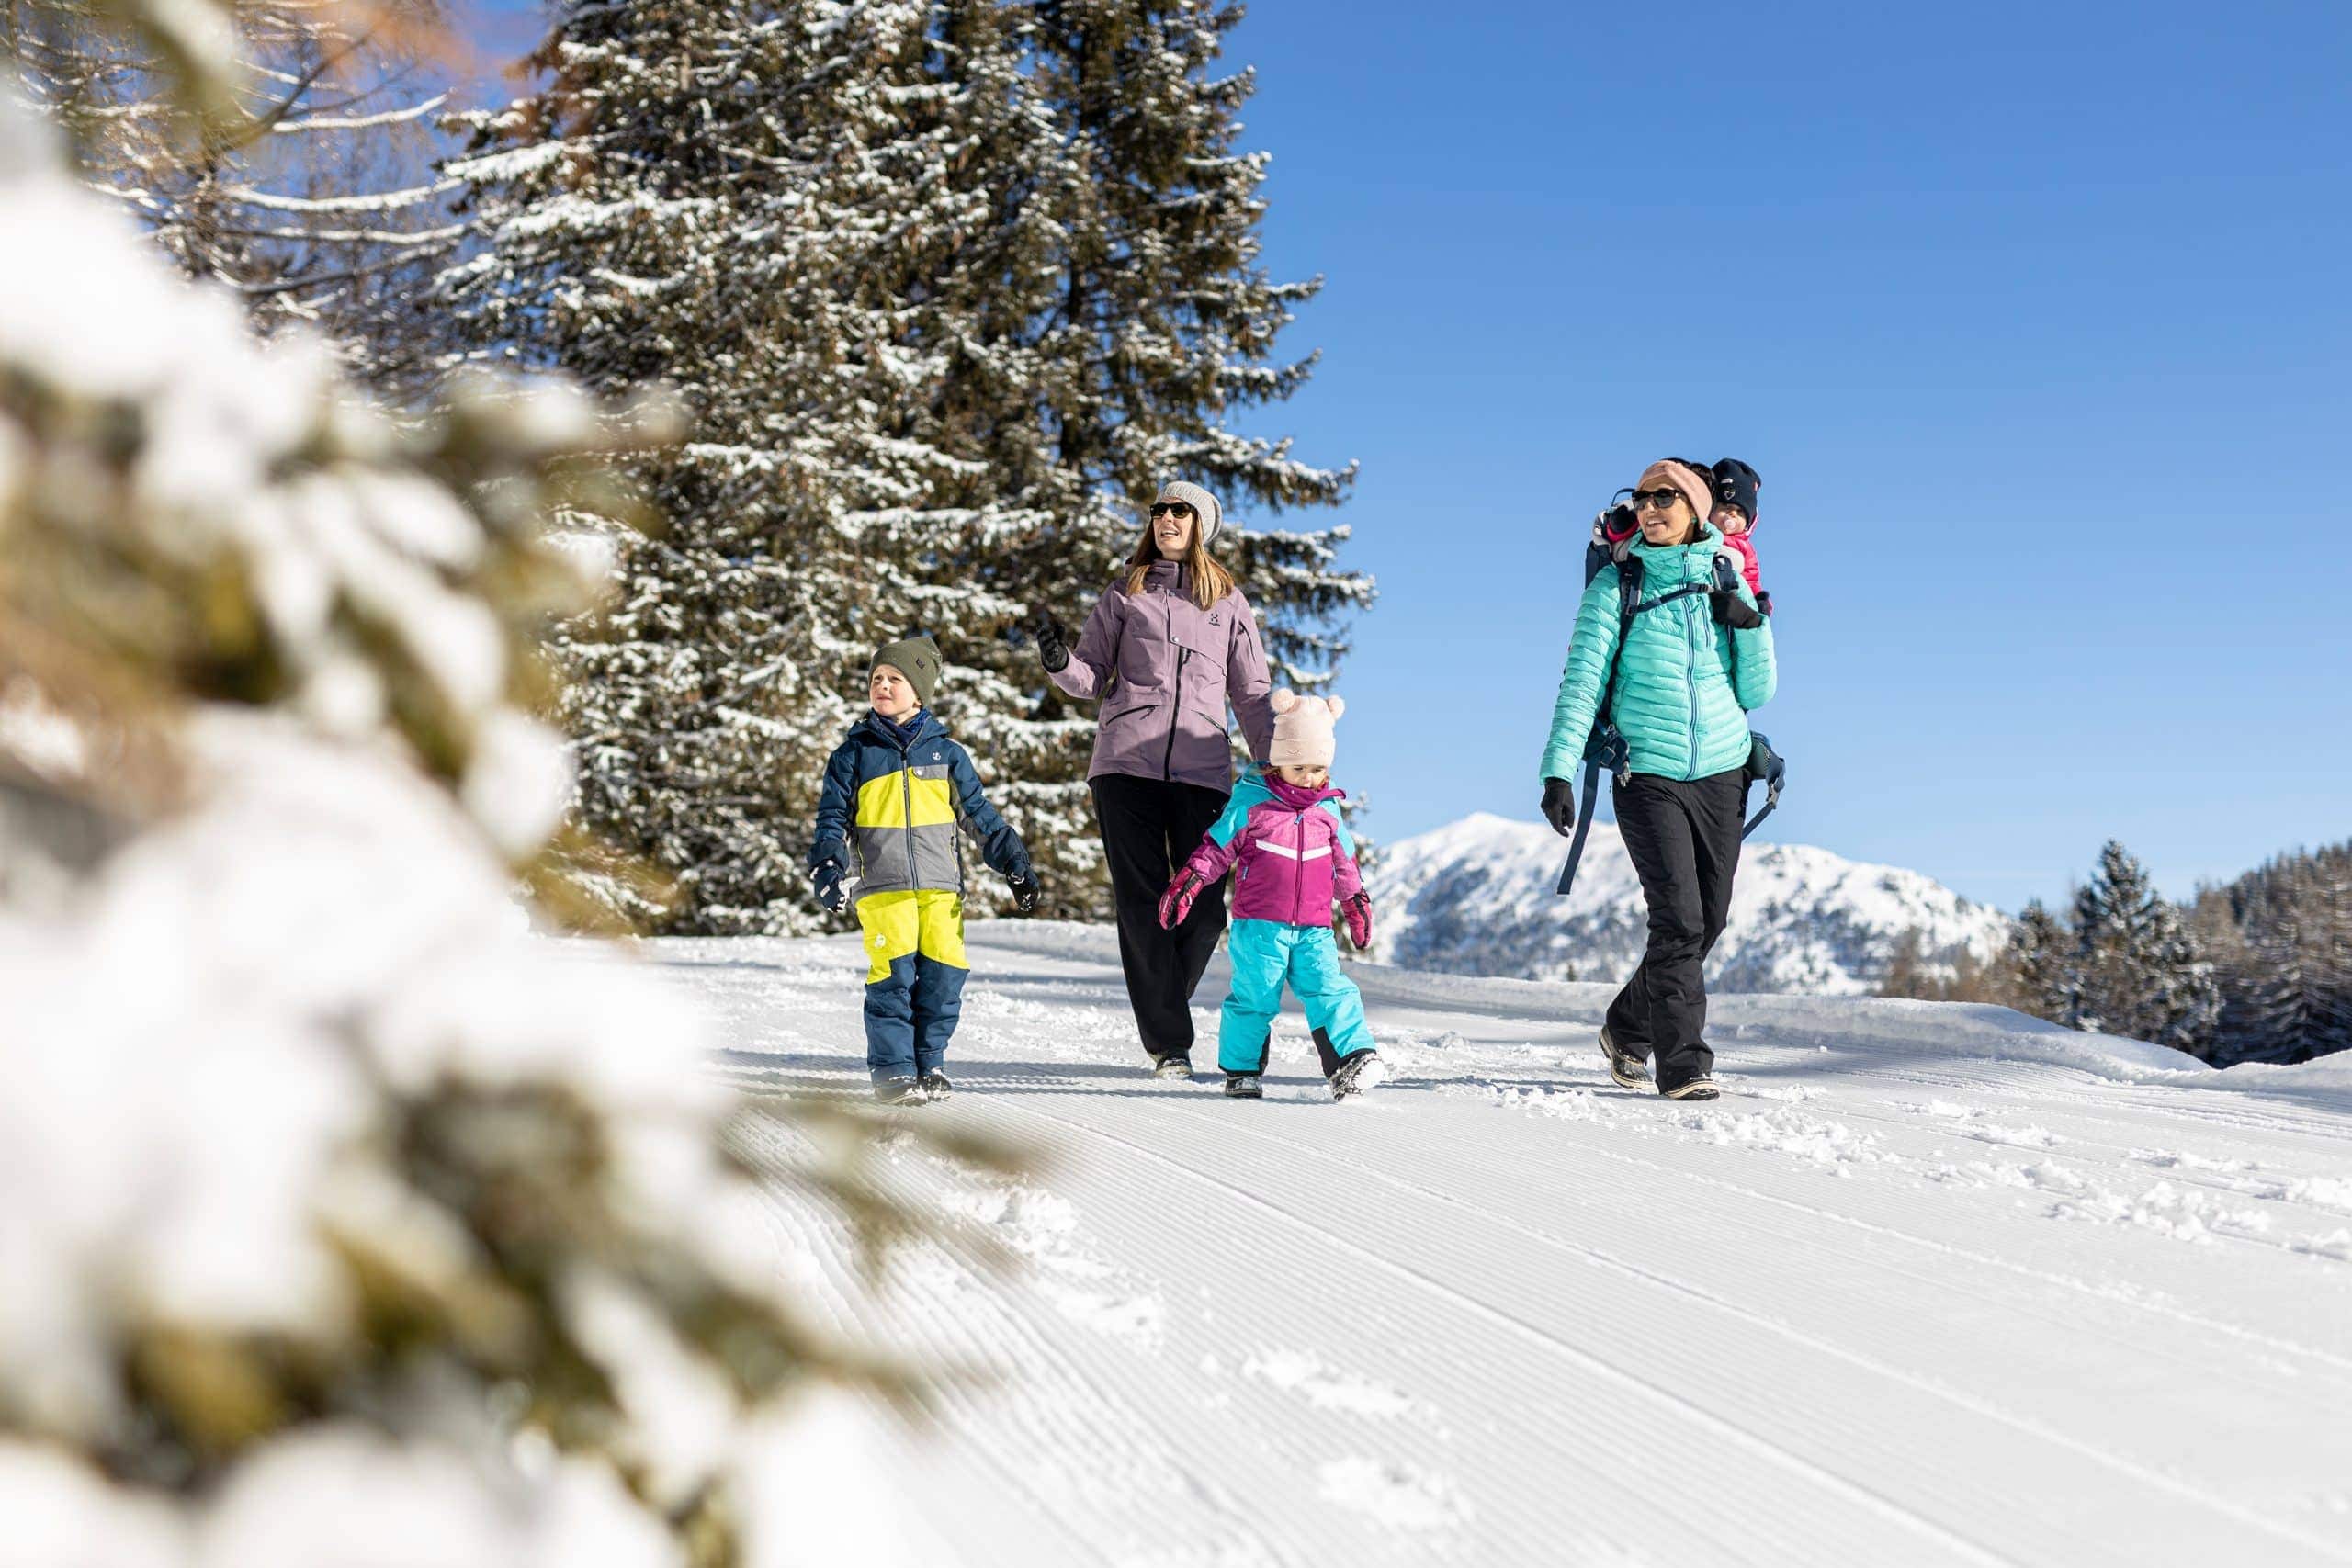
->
[1006,867,1043,914]
[1711,588,1765,630]
[1033,606,1070,674]
[811,861,850,914]
[1541,777,1577,837]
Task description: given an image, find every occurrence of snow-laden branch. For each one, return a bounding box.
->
[268,91,448,132]
[213,177,459,212]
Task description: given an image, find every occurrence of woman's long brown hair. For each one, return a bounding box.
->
[1122,509,1236,610]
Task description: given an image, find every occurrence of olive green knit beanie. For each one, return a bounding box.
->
[870,634,944,708]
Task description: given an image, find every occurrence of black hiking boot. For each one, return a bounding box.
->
[1659,1074,1721,1101]
[1329,1052,1385,1100]
[874,1076,924,1106]
[1223,1073,1262,1100]
[918,1070,953,1100]
[1598,1026,1652,1089]
[1150,1054,1194,1080]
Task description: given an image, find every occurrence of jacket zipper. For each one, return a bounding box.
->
[1162,645,1190,780]
[895,734,921,890]
[1683,592,1702,777]
[1295,811,1309,926]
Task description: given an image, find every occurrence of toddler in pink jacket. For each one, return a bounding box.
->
[1159,690,1381,1101]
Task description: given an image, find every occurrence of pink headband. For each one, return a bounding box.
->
[1636,460,1714,525]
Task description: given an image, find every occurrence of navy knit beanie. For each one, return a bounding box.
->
[1711,458,1761,527]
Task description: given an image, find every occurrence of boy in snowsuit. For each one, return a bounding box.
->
[809,635,1041,1104]
[1158,689,1381,1100]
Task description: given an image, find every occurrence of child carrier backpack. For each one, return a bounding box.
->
[1554,507,1787,897]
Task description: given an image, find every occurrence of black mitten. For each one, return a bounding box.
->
[1541,777,1577,837]
[1033,607,1071,673]
[1711,588,1765,630]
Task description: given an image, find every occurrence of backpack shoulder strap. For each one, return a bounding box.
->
[1614,553,1645,619]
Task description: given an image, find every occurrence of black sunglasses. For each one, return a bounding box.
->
[1631,489,1687,513]
[1149,502,1195,520]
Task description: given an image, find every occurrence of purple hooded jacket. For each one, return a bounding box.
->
[1177,768,1362,927]
[1050,561,1275,792]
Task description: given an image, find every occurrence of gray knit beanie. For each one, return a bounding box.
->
[869,633,944,708]
[1155,480,1223,544]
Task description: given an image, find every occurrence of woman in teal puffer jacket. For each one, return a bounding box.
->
[1538,458,1775,1101]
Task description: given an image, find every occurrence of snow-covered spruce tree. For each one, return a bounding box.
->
[2239,897,2321,1065]
[970,0,1369,917]
[444,0,1367,931]
[0,39,1009,1562]
[2069,840,2218,1056]
[437,0,1021,932]
[5,0,461,371]
[2007,899,2071,1025]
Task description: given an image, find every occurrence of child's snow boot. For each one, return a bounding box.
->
[1598,1026,1651,1089]
[918,1070,953,1100]
[1329,1052,1384,1100]
[1151,1054,1194,1080]
[874,1076,924,1105]
[1223,1073,1262,1100]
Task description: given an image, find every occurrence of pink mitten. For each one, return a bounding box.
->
[1340,892,1373,950]
[1159,870,1203,931]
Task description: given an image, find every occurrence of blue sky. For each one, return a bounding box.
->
[1203,0,2351,909]
[458,1,2348,910]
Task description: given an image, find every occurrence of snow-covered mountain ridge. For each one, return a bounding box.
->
[1367,812,2008,995]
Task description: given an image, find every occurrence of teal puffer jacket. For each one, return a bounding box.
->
[1539,524,1776,784]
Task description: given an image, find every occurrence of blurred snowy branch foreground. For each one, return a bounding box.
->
[0,61,992,1568]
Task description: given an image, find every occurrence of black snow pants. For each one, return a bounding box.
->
[1091,773,1232,1063]
[1604,766,1747,1091]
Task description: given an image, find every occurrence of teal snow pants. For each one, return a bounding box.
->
[1217,919,1375,1077]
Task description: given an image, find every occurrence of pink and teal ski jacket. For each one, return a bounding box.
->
[1178,767,1362,927]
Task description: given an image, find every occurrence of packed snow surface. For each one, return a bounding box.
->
[660,921,2352,1568]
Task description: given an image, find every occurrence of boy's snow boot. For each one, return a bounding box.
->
[918,1070,953,1100]
[1598,1026,1652,1089]
[1659,1074,1721,1102]
[874,1076,924,1106]
[1151,1054,1194,1080]
[1329,1052,1385,1100]
[1223,1073,1263,1100]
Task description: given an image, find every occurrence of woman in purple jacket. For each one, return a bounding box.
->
[1035,481,1277,1077]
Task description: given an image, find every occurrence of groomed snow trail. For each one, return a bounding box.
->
[653,923,2352,1568]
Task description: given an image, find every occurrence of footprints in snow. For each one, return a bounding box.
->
[1315,1456,1469,1532]
[944,1180,1167,1348]
[1462,1068,2352,1264]
[948,1173,1471,1541]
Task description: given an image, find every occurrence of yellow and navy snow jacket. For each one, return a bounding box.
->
[809,710,1030,898]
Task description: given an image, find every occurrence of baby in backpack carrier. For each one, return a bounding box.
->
[1158,690,1382,1101]
[1593,456,1773,616]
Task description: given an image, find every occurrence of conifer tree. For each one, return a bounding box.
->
[438,0,996,931]
[2070,840,2217,1055]
[872,0,1372,918]
[441,0,1368,931]
[2009,898,2070,1024]
[6,0,458,360]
